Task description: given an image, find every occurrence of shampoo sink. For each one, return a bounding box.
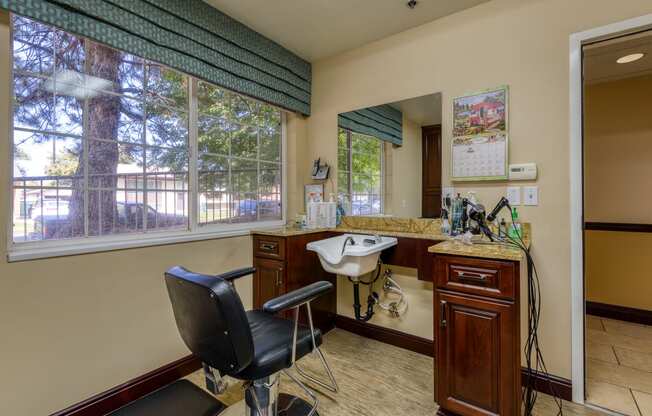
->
[307,234,397,277]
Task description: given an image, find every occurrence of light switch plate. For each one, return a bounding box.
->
[523,186,539,206]
[506,186,521,206]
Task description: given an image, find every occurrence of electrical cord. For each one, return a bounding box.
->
[481,207,563,416]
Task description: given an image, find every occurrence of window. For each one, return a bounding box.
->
[337,128,383,216]
[10,15,283,252]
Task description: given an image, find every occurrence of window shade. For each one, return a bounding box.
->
[1,0,312,115]
[338,105,403,145]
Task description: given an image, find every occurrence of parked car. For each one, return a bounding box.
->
[33,202,187,239]
[30,199,69,221]
[351,199,381,216]
[236,199,281,219]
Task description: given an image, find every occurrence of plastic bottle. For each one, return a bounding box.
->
[508,207,522,239]
[441,209,451,235]
[451,193,463,234]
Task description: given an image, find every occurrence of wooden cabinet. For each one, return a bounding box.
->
[381,237,443,281]
[252,232,337,332]
[434,255,520,416]
[253,257,285,309]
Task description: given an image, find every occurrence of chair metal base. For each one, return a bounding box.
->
[219,394,318,416]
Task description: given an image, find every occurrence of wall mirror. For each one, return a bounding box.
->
[337,92,442,218]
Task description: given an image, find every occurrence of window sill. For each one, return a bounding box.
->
[7,220,285,262]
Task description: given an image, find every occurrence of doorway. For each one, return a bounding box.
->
[422,125,442,218]
[582,30,652,415]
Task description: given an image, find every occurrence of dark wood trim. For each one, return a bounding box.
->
[521,368,572,402]
[50,355,201,416]
[587,301,652,326]
[335,315,572,401]
[334,314,434,357]
[585,222,652,233]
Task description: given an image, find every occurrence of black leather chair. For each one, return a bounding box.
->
[164,266,338,416]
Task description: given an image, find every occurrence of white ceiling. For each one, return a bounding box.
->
[584,30,652,84]
[204,0,490,61]
[390,93,442,126]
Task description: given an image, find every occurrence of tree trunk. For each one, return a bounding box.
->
[66,42,121,237]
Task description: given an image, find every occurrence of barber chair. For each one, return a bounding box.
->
[163,266,338,416]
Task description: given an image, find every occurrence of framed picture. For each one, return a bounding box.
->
[452,86,509,181]
[304,184,324,210]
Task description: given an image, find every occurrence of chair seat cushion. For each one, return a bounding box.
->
[234,310,322,380]
[108,380,225,416]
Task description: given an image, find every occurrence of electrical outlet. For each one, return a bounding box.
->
[523,186,538,206]
[506,186,521,206]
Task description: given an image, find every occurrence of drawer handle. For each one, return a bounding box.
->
[455,271,490,281]
[275,270,283,286]
[260,242,278,251]
[440,300,447,328]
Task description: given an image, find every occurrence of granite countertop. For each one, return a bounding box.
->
[250,227,331,237]
[427,223,531,262]
[427,239,525,262]
[251,216,530,262]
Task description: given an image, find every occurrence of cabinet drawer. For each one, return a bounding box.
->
[253,235,286,260]
[435,255,517,300]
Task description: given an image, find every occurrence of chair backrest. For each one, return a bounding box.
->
[165,266,254,376]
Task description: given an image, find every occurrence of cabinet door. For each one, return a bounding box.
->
[436,291,518,416]
[253,257,285,309]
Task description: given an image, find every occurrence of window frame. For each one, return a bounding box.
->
[6,18,287,261]
[338,128,384,216]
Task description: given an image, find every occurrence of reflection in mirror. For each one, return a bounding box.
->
[337,92,442,218]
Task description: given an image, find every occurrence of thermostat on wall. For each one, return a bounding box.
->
[508,163,537,181]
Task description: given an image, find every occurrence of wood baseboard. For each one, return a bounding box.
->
[334,314,434,357]
[335,314,572,401]
[584,222,652,233]
[587,301,652,326]
[521,368,572,402]
[50,355,201,416]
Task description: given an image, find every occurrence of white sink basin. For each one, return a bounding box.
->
[306,234,398,277]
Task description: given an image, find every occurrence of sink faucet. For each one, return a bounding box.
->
[373,233,382,243]
[341,236,356,255]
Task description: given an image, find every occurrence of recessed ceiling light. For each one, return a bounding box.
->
[616,53,645,64]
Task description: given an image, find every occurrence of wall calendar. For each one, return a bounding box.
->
[451,86,509,181]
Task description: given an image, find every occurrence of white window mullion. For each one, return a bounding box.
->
[189,79,199,232]
[142,65,149,233]
[82,83,90,237]
[256,129,261,222]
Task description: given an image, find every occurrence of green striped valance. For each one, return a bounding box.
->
[1,0,312,115]
[338,105,403,145]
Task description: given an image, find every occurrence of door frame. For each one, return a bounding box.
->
[569,13,652,404]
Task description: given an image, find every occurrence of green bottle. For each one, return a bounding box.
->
[508,207,522,239]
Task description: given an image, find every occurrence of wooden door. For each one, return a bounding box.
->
[435,290,518,416]
[253,257,285,309]
[422,124,442,218]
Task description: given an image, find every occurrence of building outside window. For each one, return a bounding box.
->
[10,15,283,248]
[337,127,383,216]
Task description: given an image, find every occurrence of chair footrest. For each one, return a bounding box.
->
[108,380,226,416]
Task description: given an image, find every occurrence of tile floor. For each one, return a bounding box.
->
[586,315,652,416]
[185,328,600,416]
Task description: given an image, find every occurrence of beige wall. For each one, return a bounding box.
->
[337,266,434,339]
[385,115,423,217]
[585,230,652,311]
[306,0,652,379]
[584,74,652,223]
[584,75,652,310]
